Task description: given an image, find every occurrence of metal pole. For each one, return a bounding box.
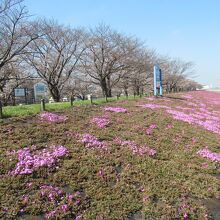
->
[0,100,3,119]
[159,69,163,96]
[41,99,45,111]
[153,65,157,96]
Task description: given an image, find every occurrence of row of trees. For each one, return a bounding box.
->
[0,0,202,104]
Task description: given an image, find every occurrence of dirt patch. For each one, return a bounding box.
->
[203,199,220,220]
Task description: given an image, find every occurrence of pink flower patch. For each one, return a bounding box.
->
[8,146,68,175]
[139,103,171,110]
[91,116,110,128]
[166,109,196,124]
[146,123,157,135]
[182,94,193,99]
[178,198,194,219]
[104,106,127,113]
[77,133,107,151]
[166,123,173,129]
[164,92,220,135]
[39,185,83,219]
[39,112,67,123]
[114,138,156,157]
[145,97,155,101]
[197,147,220,162]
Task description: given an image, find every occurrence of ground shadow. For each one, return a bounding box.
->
[162,96,187,101]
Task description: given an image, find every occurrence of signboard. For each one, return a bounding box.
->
[153,65,163,96]
[35,83,46,93]
[34,83,47,101]
[156,71,161,81]
[14,88,25,97]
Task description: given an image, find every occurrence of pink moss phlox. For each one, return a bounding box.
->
[77,133,107,150]
[175,106,193,111]
[75,215,83,220]
[145,97,155,101]
[182,94,193,99]
[22,195,29,204]
[138,186,145,192]
[191,137,197,144]
[178,197,194,220]
[166,109,196,124]
[167,91,220,135]
[39,112,67,123]
[91,116,110,128]
[104,106,127,113]
[45,210,58,219]
[139,104,160,109]
[196,120,220,135]
[114,138,156,157]
[201,162,209,168]
[61,204,68,213]
[186,102,198,107]
[166,123,173,129]
[9,146,68,175]
[97,168,105,178]
[166,102,220,135]
[146,123,157,135]
[41,184,82,219]
[26,182,33,188]
[197,147,220,162]
[143,195,149,202]
[139,104,170,109]
[149,124,157,129]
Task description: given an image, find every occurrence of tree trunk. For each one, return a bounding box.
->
[100,79,111,98]
[136,86,140,96]
[106,76,112,97]
[49,86,61,102]
[123,86,128,98]
[107,88,112,97]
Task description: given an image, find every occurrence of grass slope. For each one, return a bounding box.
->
[1,96,135,118]
[0,91,219,220]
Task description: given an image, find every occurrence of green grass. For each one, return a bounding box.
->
[2,96,137,118]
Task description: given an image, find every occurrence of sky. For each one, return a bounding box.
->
[24,0,220,87]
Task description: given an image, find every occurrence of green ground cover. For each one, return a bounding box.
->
[1,96,131,118]
[0,91,219,219]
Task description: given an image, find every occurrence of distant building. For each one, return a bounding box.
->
[12,79,49,105]
[201,85,210,90]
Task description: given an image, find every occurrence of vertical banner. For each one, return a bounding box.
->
[153,65,158,96]
[159,69,163,96]
[153,65,163,96]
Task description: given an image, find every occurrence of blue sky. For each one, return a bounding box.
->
[25,0,220,87]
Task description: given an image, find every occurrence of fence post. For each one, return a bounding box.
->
[90,95,93,104]
[0,101,3,119]
[70,96,74,106]
[41,99,45,111]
